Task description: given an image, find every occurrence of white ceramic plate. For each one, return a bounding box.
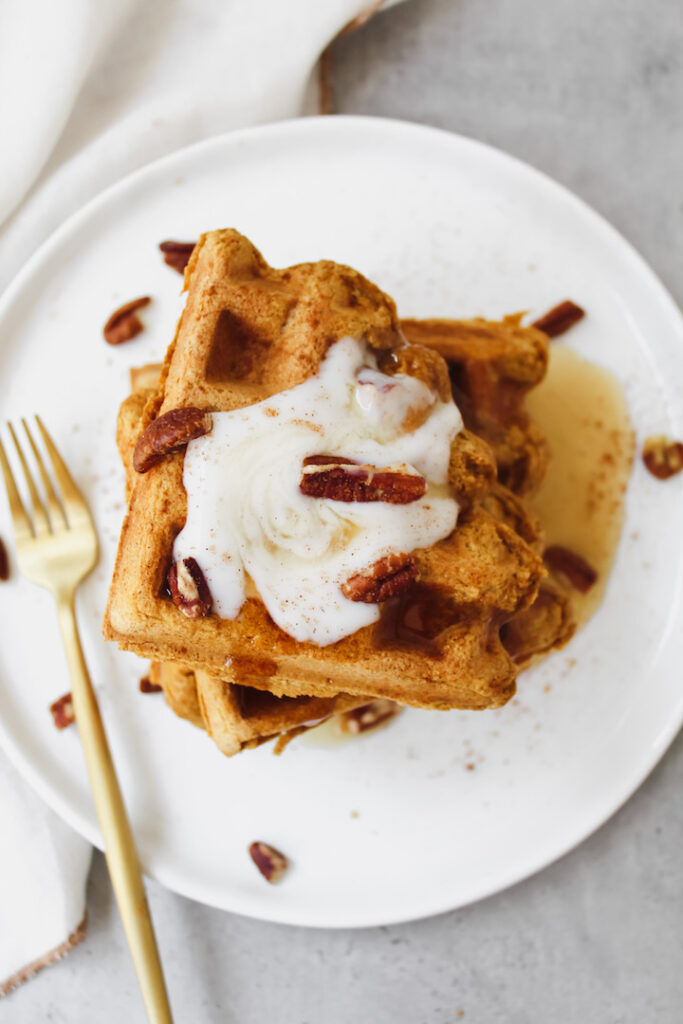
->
[0,117,682,928]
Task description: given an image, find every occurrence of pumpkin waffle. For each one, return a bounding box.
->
[104,228,550,710]
[116,329,571,755]
[122,372,572,755]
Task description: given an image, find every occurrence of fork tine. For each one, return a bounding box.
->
[0,436,33,541]
[22,418,68,531]
[8,422,50,536]
[34,416,91,526]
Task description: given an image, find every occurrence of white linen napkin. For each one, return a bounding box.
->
[0,751,90,996]
[0,0,398,996]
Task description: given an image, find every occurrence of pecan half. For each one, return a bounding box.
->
[340,700,402,734]
[301,459,426,504]
[544,545,597,593]
[133,407,212,473]
[50,692,75,729]
[159,240,196,274]
[0,537,8,581]
[642,436,683,480]
[341,553,417,603]
[139,676,162,693]
[168,557,213,618]
[103,296,151,345]
[532,300,585,338]
[248,841,289,883]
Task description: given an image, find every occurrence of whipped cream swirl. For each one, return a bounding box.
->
[174,337,462,646]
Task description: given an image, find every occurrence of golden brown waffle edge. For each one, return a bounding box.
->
[105,229,569,713]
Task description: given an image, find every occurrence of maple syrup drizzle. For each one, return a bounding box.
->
[525,344,634,626]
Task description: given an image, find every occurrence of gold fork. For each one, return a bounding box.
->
[0,417,173,1024]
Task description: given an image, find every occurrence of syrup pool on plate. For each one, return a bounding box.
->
[525,342,635,625]
[302,340,636,750]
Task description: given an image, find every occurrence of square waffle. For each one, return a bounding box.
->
[105,229,550,710]
[116,317,572,755]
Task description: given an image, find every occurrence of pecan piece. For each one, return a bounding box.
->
[139,676,162,693]
[642,436,683,480]
[301,459,426,504]
[50,692,75,729]
[340,700,402,734]
[341,553,417,603]
[159,240,196,274]
[302,454,357,467]
[133,407,212,473]
[248,841,289,883]
[0,536,8,581]
[532,300,585,338]
[168,557,213,618]
[103,296,151,345]
[544,545,597,593]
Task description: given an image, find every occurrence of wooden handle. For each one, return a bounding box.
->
[56,595,173,1024]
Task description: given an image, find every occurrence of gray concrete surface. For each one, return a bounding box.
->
[5,1,683,1021]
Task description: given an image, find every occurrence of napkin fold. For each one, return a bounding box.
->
[0,750,90,996]
[0,0,397,998]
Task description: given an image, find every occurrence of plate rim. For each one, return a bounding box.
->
[0,114,682,928]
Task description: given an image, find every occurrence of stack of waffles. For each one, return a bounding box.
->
[104,229,574,757]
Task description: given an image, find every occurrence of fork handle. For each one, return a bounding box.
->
[56,594,173,1024]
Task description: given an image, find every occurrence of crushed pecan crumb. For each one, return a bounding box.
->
[0,537,8,581]
[544,545,597,593]
[103,296,151,345]
[139,676,162,693]
[248,841,289,883]
[642,436,683,480]
[532,300,585,338]
[50,692,75,729]
[159,240,196,274]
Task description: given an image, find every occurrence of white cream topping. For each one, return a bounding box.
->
[174,336,462,646]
